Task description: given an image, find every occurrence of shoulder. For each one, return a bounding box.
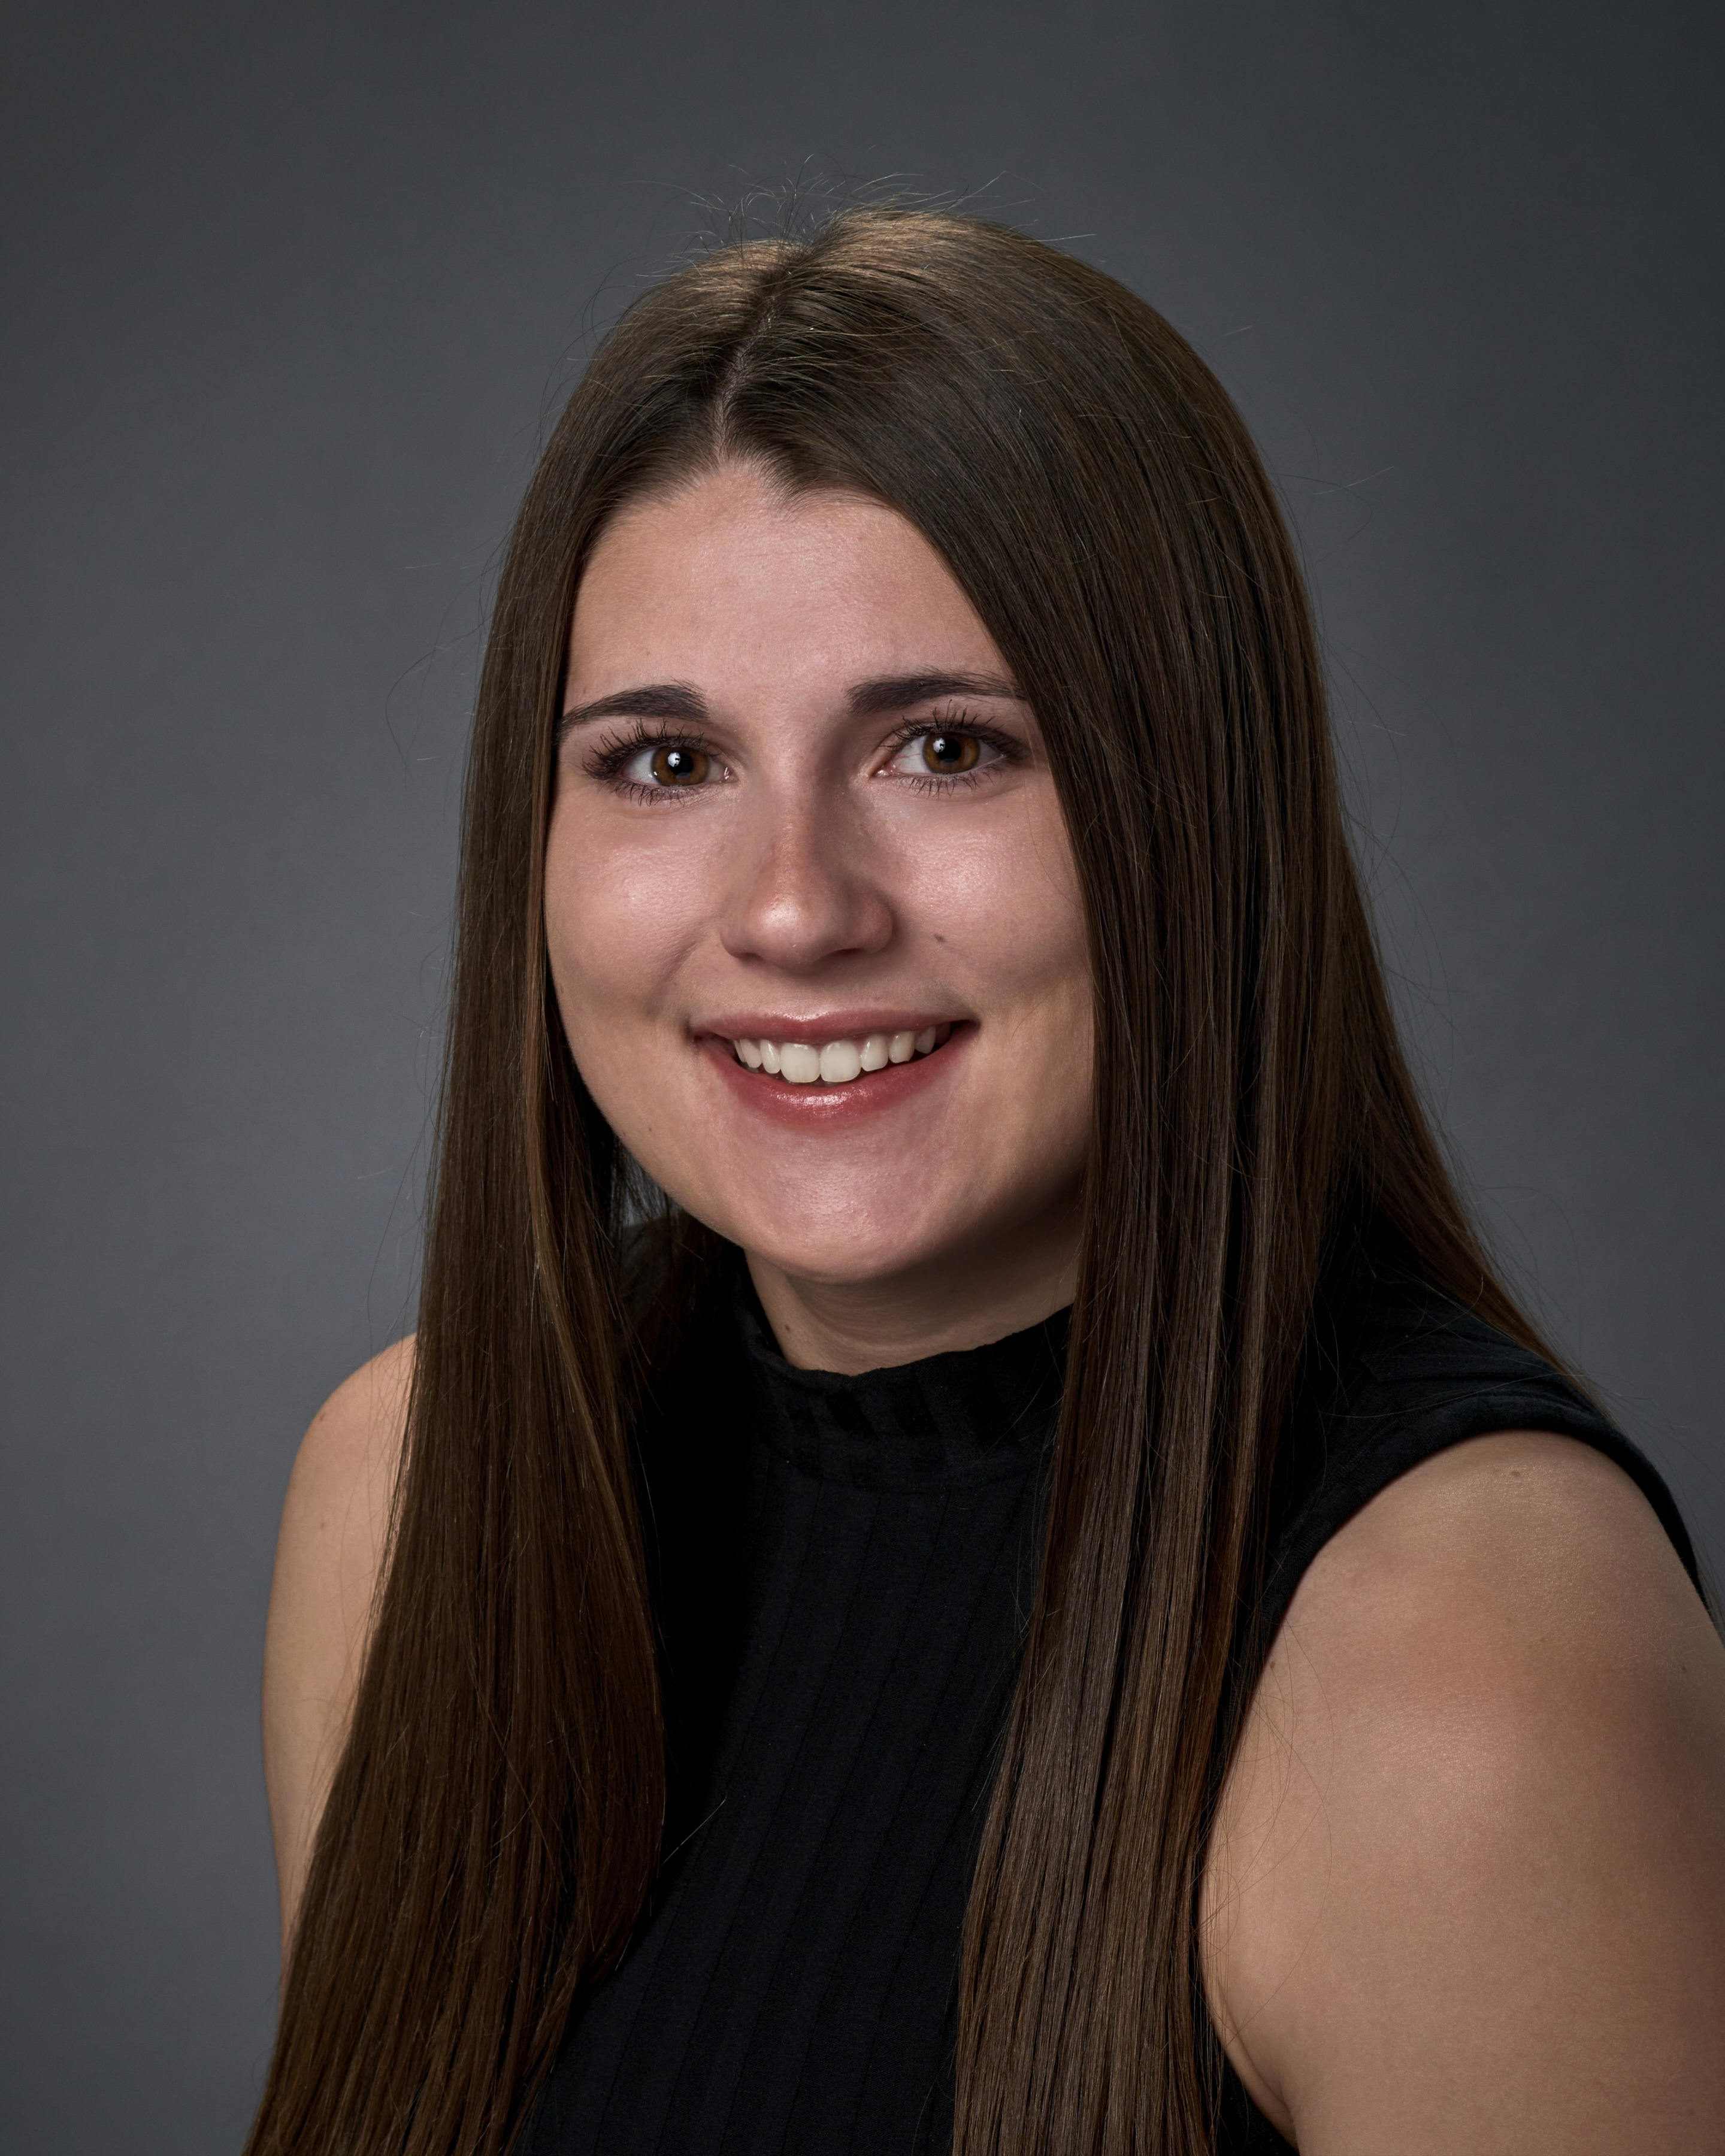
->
[1202,1430,1725,2153]
[262,1337,415,1948]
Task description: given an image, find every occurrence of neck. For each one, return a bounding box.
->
[744,1196,1082,1374]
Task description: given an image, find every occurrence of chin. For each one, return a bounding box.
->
[736,1216,948,1291]
[713,1173,1045,1295]
[740,1229,941,1292]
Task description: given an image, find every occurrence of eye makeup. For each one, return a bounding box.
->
[574,704,1025,806]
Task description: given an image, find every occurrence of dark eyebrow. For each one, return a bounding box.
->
[557,670,1022,741]
[557,683,709,739]
[845,670,1022,716]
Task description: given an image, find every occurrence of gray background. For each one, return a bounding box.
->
[2,1,1720,2147]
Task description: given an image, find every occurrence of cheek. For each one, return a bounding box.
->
[917,801,1090,1021]
[541,807,701,1065]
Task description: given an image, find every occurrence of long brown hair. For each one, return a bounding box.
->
[247,207,1569,2156]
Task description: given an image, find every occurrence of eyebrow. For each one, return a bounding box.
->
[845,670,1022,715]
[558,670,1023,739]
[557,683,709,739]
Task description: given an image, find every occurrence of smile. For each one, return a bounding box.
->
[730,1024,954,1086]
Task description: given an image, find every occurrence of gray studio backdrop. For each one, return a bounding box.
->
[3,1,1720,2148]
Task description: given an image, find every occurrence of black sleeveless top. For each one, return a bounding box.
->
[522,1245,1700,2155]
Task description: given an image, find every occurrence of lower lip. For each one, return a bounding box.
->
[700,1028,970,1128]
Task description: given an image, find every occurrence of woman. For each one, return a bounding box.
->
[250,209,1725,2156]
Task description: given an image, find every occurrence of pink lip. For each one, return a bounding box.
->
[695,1009,961,1044]
[698,1022,972,1129]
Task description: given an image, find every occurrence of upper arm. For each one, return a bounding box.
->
[262,1337,414,1955]
[1201,1431,1725,2154]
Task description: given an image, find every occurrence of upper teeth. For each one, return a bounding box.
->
[732,1025,949,1083]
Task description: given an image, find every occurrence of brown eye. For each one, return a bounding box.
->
[649,744,709,786]
[921,732,980,774]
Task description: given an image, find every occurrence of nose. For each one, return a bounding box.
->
[720,785,895,973]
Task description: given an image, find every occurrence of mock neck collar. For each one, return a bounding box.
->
[733,1267,1068,1495]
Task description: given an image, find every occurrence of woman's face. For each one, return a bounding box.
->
[545,462,1092,1362]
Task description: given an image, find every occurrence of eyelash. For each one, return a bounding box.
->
[580,708,1022,805]
[580,719,718,805]
[879,711,1022,794]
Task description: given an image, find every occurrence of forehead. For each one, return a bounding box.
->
[567,465,1004,699]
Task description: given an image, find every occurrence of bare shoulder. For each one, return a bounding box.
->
[262,1337,416,1949]
[1201,1431,1725,2154]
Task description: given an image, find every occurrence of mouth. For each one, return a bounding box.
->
[726,1022,954,1088]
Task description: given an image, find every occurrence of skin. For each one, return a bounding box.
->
[1202,1433,1725,2153]
[263,464,1725,2145]
[545,462,1091,1373]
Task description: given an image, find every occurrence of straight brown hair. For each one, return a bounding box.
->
[246,207,1570,2155]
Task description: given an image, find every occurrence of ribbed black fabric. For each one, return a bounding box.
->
[521,1249,1700,2156]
